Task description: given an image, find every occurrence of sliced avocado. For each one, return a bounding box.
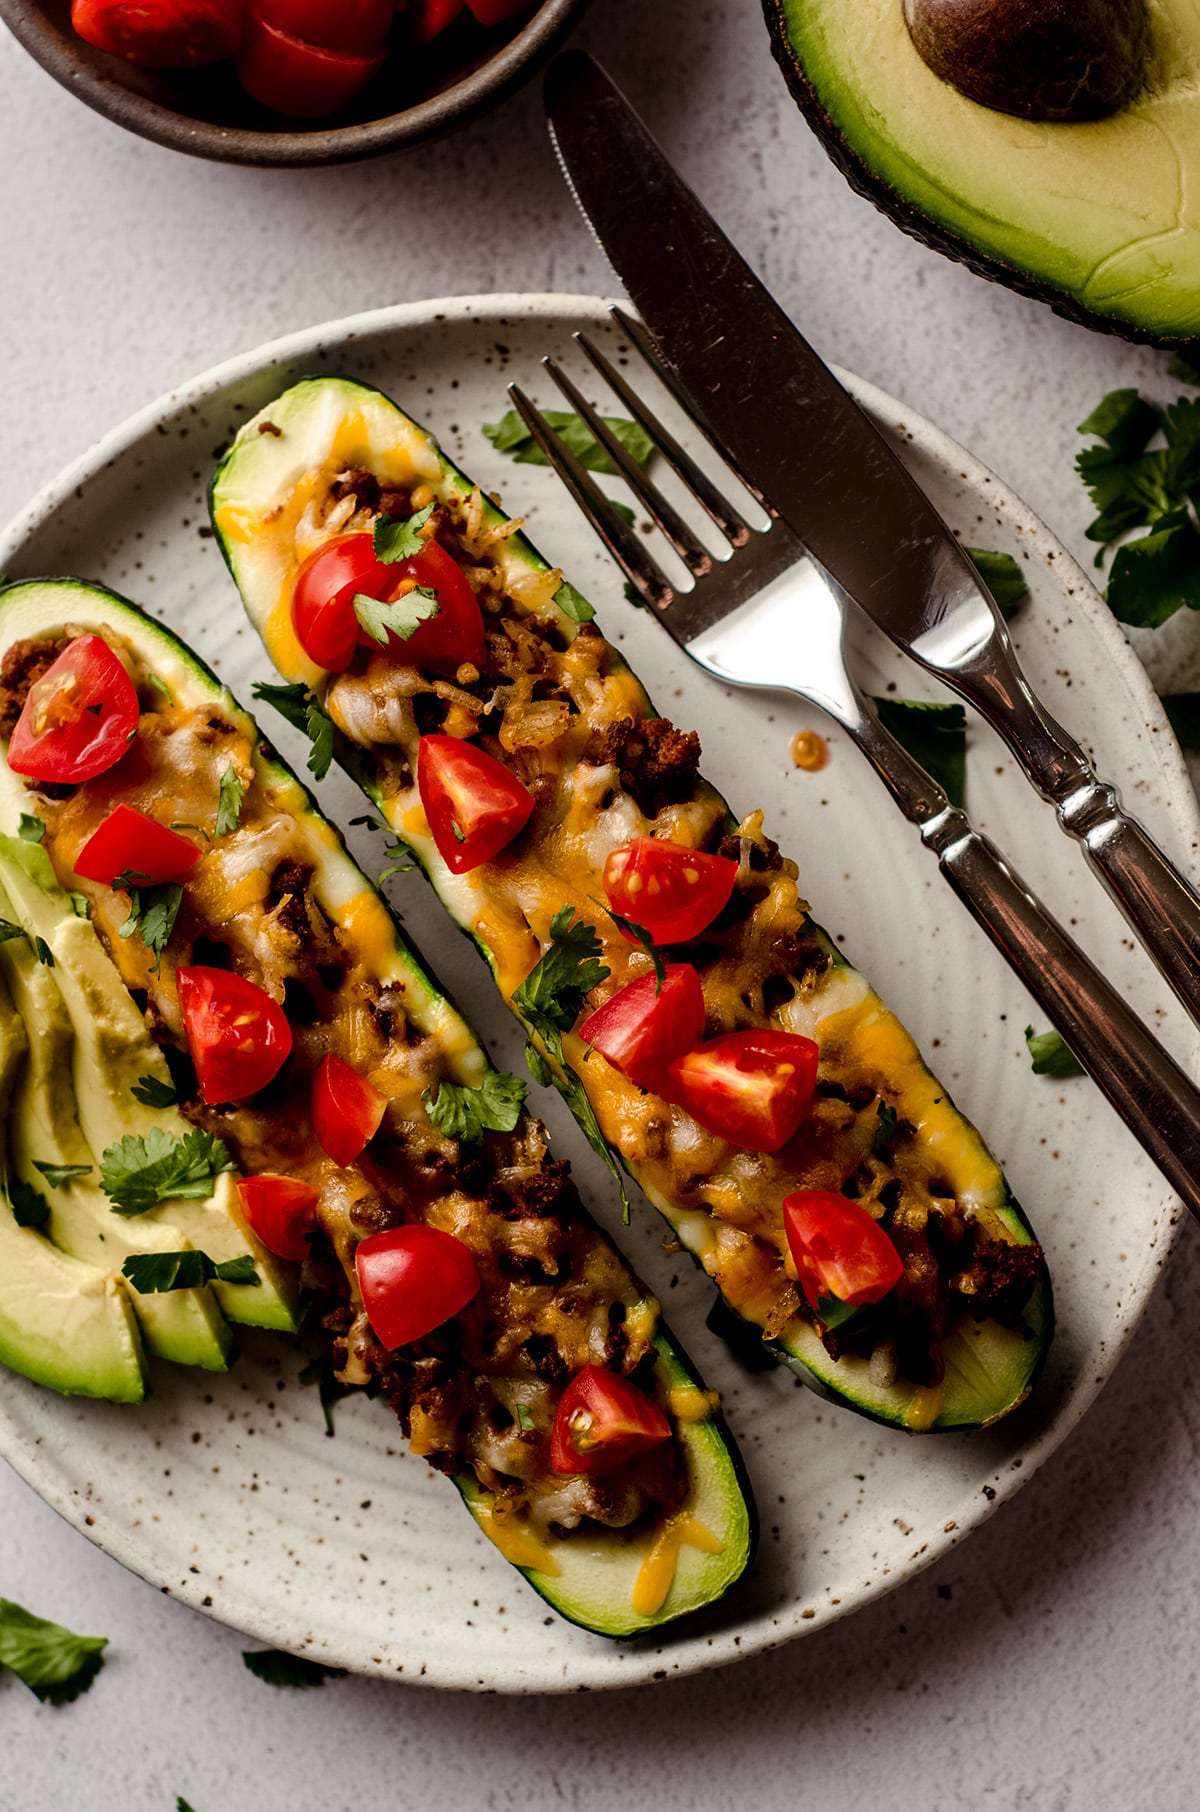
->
[764,0,1200,345]
[0,789,300,1341]
[0,968,146,1402]
[211,376,1051,1435]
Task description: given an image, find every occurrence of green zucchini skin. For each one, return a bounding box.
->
[209,376,1052,1434]
[0,576,755,1637]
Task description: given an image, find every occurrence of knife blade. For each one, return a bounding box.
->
[545,48,1200,1031]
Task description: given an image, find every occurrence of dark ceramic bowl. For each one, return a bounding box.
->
[0,0,588,164]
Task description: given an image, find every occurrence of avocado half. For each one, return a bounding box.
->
[763,0,1200,347]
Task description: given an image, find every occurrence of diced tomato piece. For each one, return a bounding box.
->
[311,1052,387,1166]
[578,965,705,1092]
[603,837,737,946]
[291,533,485,674]
[550,1365,671,1476]
[400,0,463,41]
[8,635,139,785]
[71,0,242,64]
[176,965,293,1106]
[462,0,529,23]
[73,803,201,888]
[666,1029,819,1152]
[255,0,389,51]
[416,734,534,875]
[355,1224,479,1349]
[237,1174,319,1261]
[783,1189,905,1312]
[237,10,386,117]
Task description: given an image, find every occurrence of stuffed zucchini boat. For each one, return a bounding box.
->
[0,576,753,1636]
[211,375,1052,1434]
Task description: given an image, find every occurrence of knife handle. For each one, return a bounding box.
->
[854,708,1200,1223]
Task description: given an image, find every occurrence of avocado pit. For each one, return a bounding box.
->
[903,0,1151,121]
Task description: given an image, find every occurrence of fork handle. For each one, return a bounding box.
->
[854,711,1200,1223]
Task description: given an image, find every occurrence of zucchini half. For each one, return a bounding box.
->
[0,577,754,1638]
[211,375,1052,1433]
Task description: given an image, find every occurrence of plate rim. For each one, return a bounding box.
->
[0,291,1193,1691]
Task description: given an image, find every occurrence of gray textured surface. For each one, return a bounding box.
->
[3,0,1200,1804]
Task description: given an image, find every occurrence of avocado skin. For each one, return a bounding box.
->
[762,0,1200,352]
[904,0,1150,123]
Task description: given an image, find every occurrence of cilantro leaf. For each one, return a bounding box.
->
[352,585,440,648]
[967,547,1029,618]
[34,936,54,968]
[68,893,89,920]
[873,1100,899,1161]
[872,698,967,807]
[215,761,244,836]
[553,580,595,625]
[1075,386,1200,626]
[0,918,27,947]
[1105,509,1200,628]
[1078,388,1161,462]
[100,1128,236,1217]
[423,1070,527,1146]
[378,835,416,884]
[515,1402,535,1433]
[1024,1024,1085,1078]
[483,410,654,476]
[242,1648,345,1688]
[373,501,435,563]
[0,1599,107,1704]
[8,1177,49,1228]
[118,882,182,973]
[17,813,44,843]
[130,1074,180,1109]
[177,1800,197,1812]
[512,906,609,1058]
[32,1161,91,1190]
[121,1250,260,1293]
[251,681,336,783]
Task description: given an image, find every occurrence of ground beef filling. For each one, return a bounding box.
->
[11,638,686,1536]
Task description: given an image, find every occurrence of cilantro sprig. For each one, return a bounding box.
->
[252,681,336,782]
[423,1070,527,1147]
[353,585,440,648]
[118,882,182,973]
[121,1250,259,1293]
[512,906,610,1054]
[373,501,435,563]
[99,1128,236,1217]
[0,1599,107,1704]
[1076,385,1200,627]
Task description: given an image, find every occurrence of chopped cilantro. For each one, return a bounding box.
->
[242,1648,346,1688]
[8,1177,49,1228]
[873,1101,899,1161]
[512,906,609,1057]
[872,698,967,807]
[373,501,435,563]
[0,1598,107,1704]
[966,547,1029,618]
[111,867,151,890]
[1024,1024,1085,1078]
[215,762,244,836]
[147,672,172,702]
[515,1402,535,1433]
[423,1070,527,1146]
[68,893,89,920]
[353,585,440,648]
[17,813,44,843]
[1076,385,1200,627]
[100,1128,236,1217]
[118,882,182,973]
[378,835,416,884]
[121,1250,259,1293]
[484,409,653,477]
[130,1073,181,1109]
[251,681,336,782]
[553,580,595,625]
[32,1161,91,1190]
[34,936,54,968]
[0,918,27,947]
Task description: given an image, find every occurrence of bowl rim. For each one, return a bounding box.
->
[0,0,587,165]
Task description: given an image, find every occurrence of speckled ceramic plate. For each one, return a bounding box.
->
[0,295,1195,1694]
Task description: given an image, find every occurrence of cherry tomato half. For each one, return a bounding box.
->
[71,0,242,64]
[311,1052,387,1167]
[783,1189,905,1312]
[603,837,737,946]
[355,1224,479,1349]
[73,803,201,888]
[550,1365,671,1476]
[255,0,389,51]
[417,734,534,875]
[666,1029,819,1153]
[8,635,139,785]
[237,10,386,117]
[578,965,706,1092]
[291,533,485,674]
[237,1174,319,1262]
[176,965,293,1106]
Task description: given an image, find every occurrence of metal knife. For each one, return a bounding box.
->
[545,49,1200,1032]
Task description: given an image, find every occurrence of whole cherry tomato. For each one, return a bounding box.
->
[550,1365,671,1476]
[578,965,706,1092]
[73,804,201,888]
[666,1029,819,1152]
[237,1174,319,1261]
[416,734,534,875]
[311,1052,387,1166]
[176,965,293,1106]
[783,1189,905,1312]
[8,635,139,785]
[603,837,737,946]
[71,0,242,63]
[355,1224,479,1349]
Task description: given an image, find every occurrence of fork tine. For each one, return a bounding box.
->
[540,357,714,579]
[505,384,678,614]
[573,332,751,548]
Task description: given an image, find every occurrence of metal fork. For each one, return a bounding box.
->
[507,315,1200,1227]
